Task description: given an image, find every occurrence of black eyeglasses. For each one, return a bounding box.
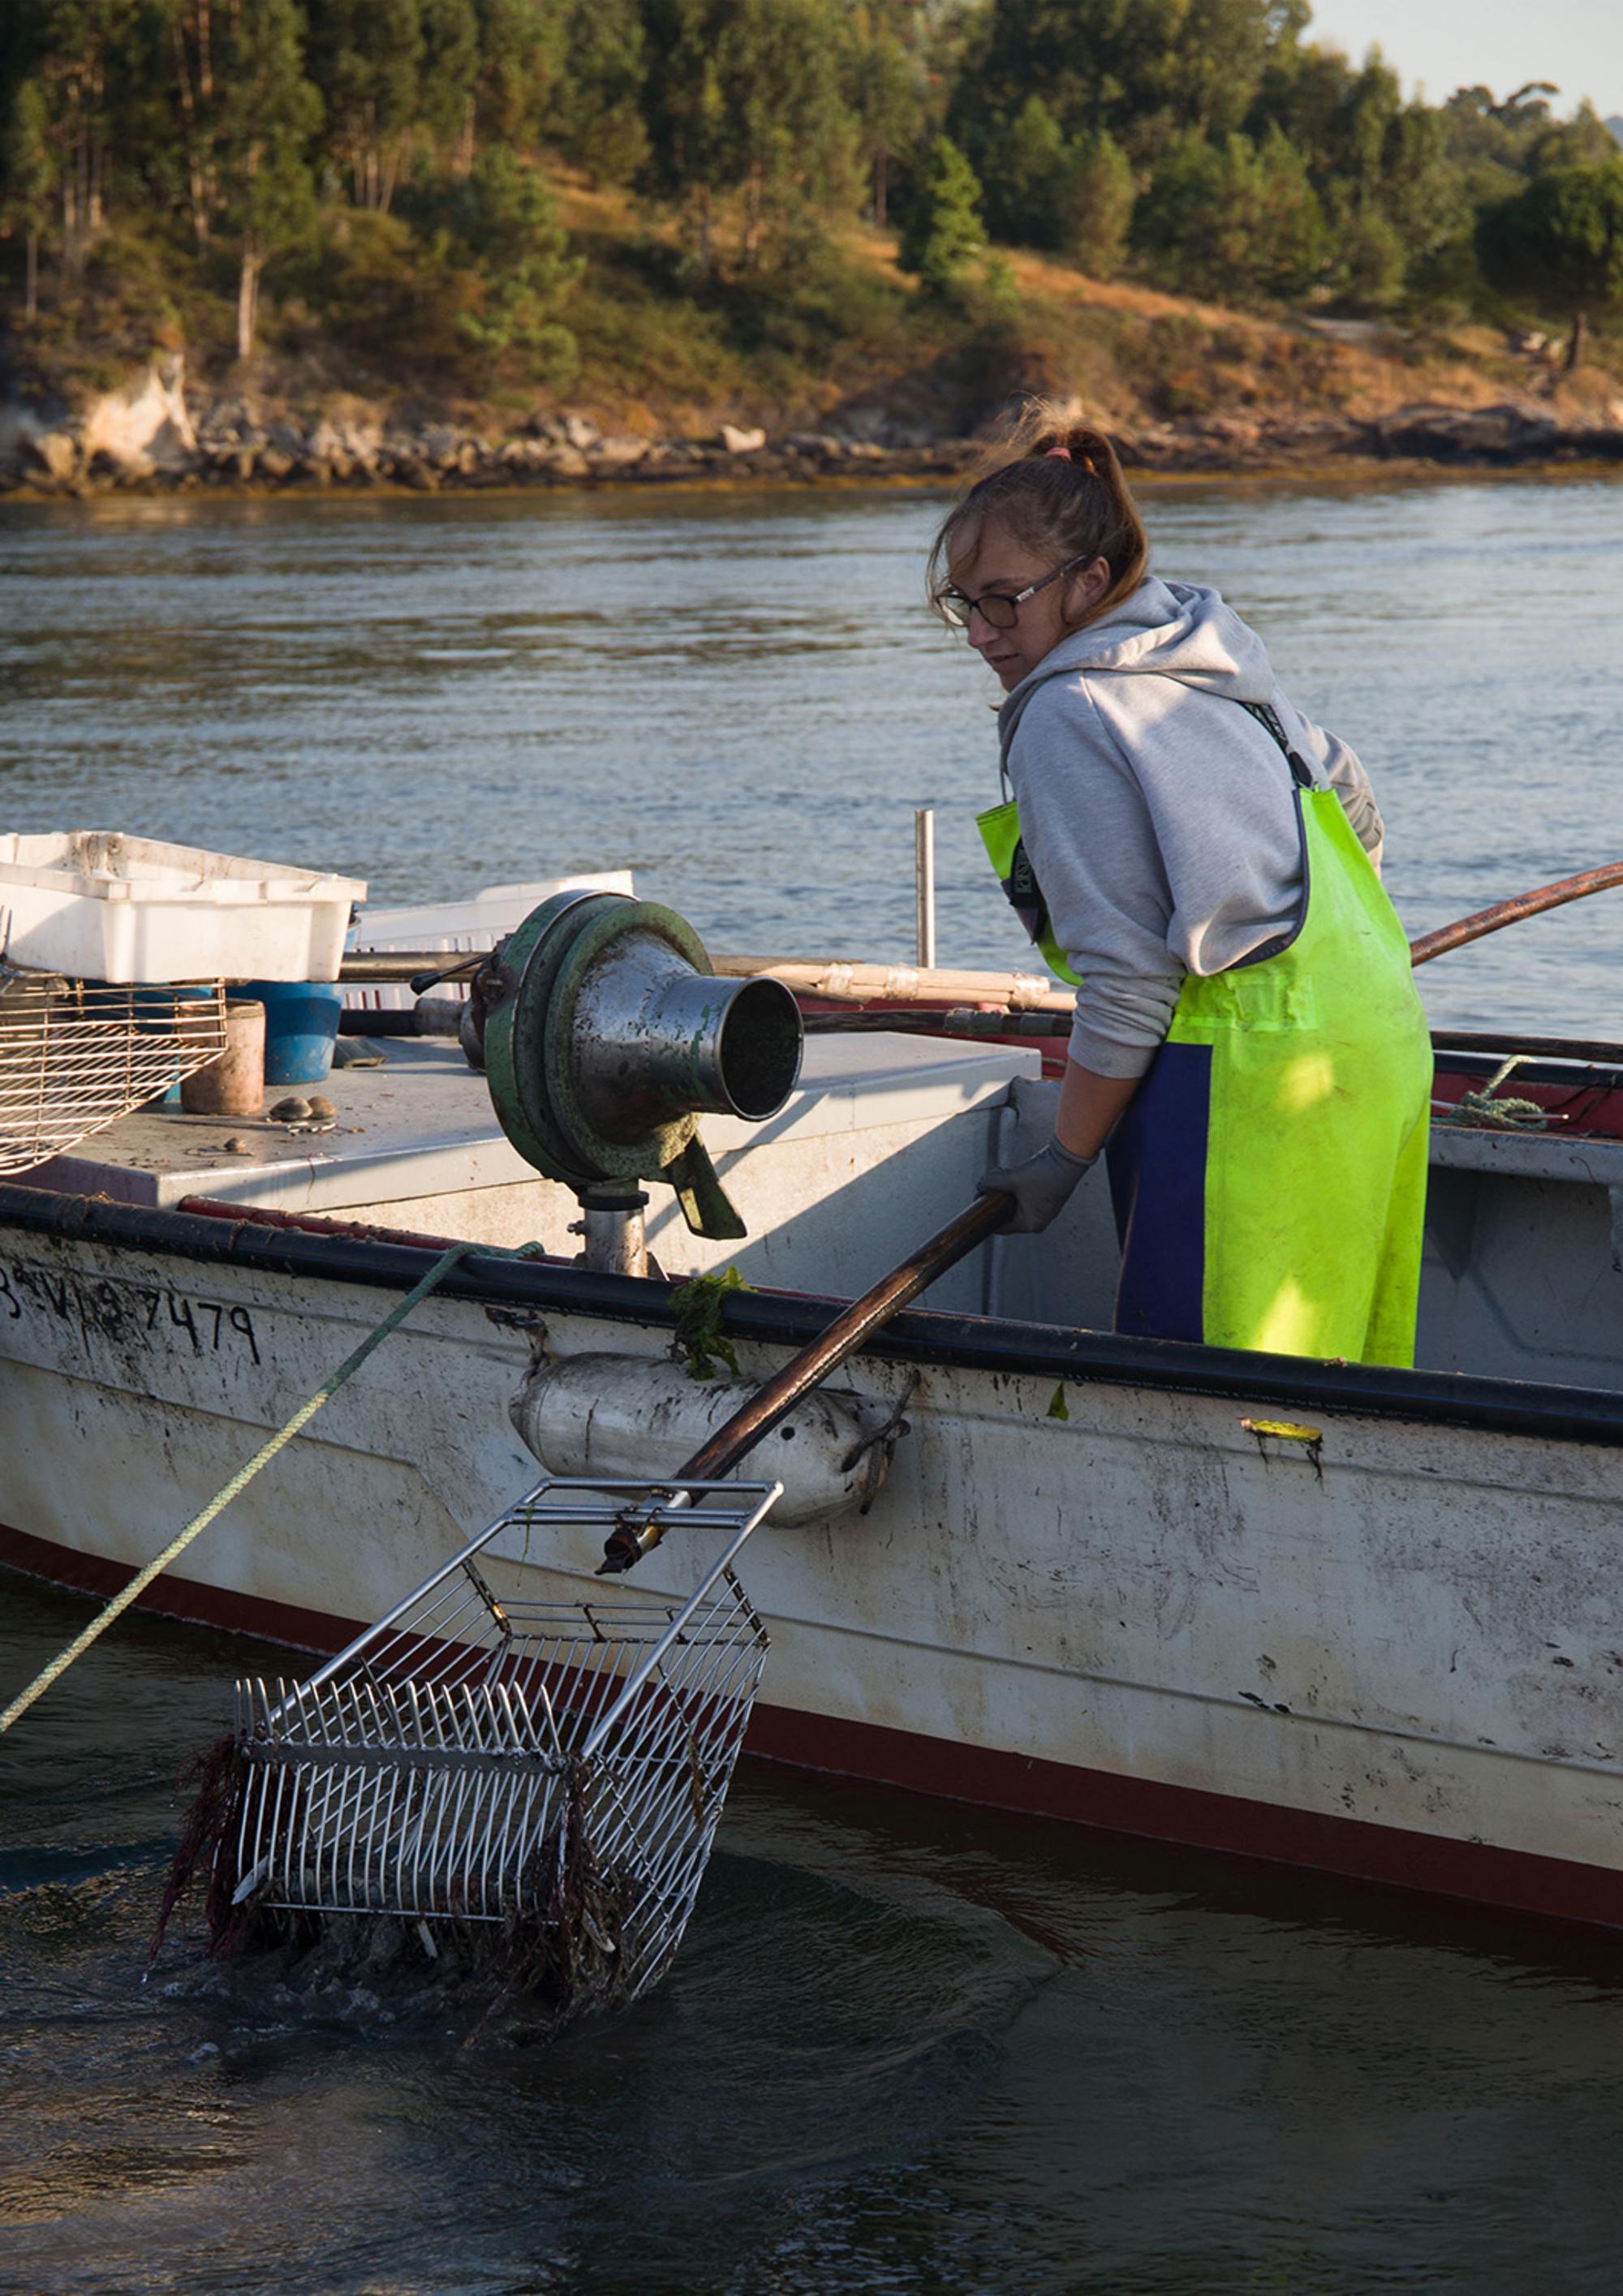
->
[938,556,1087,631]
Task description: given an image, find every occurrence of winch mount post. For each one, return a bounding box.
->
[575,1184,649,1278]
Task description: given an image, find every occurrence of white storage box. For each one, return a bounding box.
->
[345,872,633,1009]
[0,832,367,984]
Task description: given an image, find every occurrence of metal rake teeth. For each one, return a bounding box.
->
[187,1477,780,2022]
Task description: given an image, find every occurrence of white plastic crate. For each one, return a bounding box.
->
[0,833,367,984]
[344,872,634,1009]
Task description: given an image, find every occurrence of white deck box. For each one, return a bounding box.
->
[0,832,367,983]
[344,872,635,1009]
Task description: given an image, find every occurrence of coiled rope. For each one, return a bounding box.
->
[1432,1053,1549,1133]
[0,1236,536,1736]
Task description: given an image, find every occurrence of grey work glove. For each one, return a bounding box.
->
[977,1137,1096,1234]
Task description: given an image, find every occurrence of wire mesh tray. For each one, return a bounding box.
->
[231,1477,781,2004]
[0,967,228,1172]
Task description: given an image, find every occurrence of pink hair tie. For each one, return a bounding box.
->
[1045,446,1072,460]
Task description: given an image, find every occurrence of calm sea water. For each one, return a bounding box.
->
[2,474,1621,1034]
[7,1571,1623,2296]
[4,476,1623,2294]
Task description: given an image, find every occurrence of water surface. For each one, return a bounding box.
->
[5,1570,1623,2296]
[2,474,1621,1036]
[5,476,1623,2293]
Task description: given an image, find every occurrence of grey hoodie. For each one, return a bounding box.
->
[997,575,1384,1079]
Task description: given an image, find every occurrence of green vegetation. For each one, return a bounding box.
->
[670,1266,749,1382]
[1,0,1620,425]
[898,135,984,295]
[1477,160,1623,369]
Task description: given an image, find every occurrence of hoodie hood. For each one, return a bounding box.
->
[997,576,1278,767]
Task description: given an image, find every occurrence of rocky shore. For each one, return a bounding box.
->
[5,358,1623,500]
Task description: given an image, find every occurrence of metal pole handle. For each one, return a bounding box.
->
[915,806,936,970]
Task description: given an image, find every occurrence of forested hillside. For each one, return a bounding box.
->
[4,0,1623,451]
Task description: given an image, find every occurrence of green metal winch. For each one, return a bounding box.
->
[474,890,803,1242]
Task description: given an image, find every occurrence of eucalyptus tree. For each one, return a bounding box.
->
[305,0,423,211]
[2,76,54,315]
[226,0,318,359]
[553,0,647,185]
[4,0,133,277]
[842,3,928,229]
[641,0,859,272]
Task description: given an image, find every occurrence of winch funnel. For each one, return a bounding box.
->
[479,892,802,1240]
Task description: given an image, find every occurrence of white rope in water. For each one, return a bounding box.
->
[0,1236,539,1736]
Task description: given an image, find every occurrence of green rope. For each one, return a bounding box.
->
[0,1236,536,1737]
[1434,1052,1549,1133]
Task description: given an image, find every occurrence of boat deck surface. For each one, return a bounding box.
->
[26,1030,1037,1217]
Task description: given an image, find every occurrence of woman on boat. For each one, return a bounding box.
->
[936,406,1431,1365]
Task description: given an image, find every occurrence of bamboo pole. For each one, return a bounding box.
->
[708,955,1073,1012]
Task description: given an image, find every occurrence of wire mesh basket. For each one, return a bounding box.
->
[0,966,229,1173]
[230,1476,781,2008]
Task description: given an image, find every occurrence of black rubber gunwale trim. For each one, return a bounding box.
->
[2,1181,1621,1451]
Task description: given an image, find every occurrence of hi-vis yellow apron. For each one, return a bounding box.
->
[977,704,1431,1365]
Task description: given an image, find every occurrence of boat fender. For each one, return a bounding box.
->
[509,1352,898,1525]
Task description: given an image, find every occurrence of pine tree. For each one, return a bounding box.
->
[1061,129,1134,278]
[471,0,567,150]
[983,94,1070,248]
[1134,127,1324,302]
[450,145,581,379]
[1477,159,1623,368]
[419,0,480,169]
[898,134,984,295]
[15,0,130,277]
[639,0,730,268]
[719,0,855,268]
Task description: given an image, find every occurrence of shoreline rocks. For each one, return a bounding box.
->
[4,370,1623,501]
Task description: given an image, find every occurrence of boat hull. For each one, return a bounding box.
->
[3,1187,1622,1931]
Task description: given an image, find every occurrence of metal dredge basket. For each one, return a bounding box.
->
[0,966,229,1172]
[230,1476,781,2008]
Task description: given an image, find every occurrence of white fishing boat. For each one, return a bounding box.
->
[5,853,1623,1940]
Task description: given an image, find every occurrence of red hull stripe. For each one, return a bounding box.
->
[0,1522,372,1661]
[6,1520,1621,1932]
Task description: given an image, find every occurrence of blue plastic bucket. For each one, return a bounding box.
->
[127,982,217,1106]
[239,980,343,1086]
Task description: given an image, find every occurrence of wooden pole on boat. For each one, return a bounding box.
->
[708,955,1074,1012]
[1406,862,1623,968]
[597,1192,1014,1572]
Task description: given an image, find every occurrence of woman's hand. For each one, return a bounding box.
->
[978,1137,1096,1232]
[977,1058,1145,1233]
